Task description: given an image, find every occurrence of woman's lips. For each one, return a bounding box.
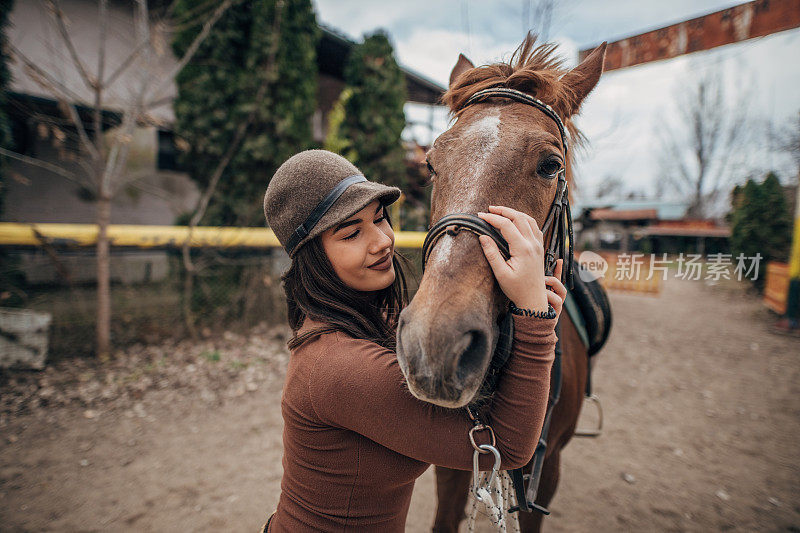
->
[368,253,392,270]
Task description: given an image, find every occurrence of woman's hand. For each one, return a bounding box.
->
[477,205,566,317]
[545,258,567,318]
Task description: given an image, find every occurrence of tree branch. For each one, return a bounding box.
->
[168,0,230,32]
[146,0,234,107]
[105,0,152,195]
[9,42,101,162]
[103,37,149,89]
[144,94,174,111]
[46,0,97,91]
[118,172,187,212]
[9,43,84,103]
[94,0,107,182]
[0,147,94,189]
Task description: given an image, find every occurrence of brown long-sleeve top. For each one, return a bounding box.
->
[266,313,558,532]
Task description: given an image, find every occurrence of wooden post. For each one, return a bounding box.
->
[391,193,405,232]
[785,177,800,321]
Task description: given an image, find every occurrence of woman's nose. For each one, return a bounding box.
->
[369,224,393,253]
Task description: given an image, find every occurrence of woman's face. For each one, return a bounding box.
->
[320,200,396,292]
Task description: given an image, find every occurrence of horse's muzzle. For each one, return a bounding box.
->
[396,307,492,408]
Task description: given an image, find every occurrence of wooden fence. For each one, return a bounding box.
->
[593,252,662,295]
[763,262,789,314]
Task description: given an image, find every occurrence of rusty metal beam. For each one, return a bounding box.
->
[579,0,800,71]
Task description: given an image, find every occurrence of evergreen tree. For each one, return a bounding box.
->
[323,88,354,158]
[0,0,22,309]
[731,179,762,261]
[341,31,407,189]
[171,0,318,226]
[0,0,14,219]
[758,172,792,261]
[730,172,793,289]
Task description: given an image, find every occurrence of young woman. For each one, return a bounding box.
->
[262,149,565,532]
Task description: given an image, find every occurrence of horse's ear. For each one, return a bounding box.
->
[560,42,607,116]
[449,53,475,88]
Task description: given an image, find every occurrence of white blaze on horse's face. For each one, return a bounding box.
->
[395,107,510,408]
[459,109,501,206]
[427,107,501,267]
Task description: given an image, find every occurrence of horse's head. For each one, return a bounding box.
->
[396,36,606,407]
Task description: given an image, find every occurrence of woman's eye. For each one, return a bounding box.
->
[537,158,562,178]
[343,213,386,240]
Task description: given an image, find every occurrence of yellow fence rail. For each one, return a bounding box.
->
[0,224,657,295]
[0,222,428,250]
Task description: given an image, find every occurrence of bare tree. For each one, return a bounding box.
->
[594,175,626,200]
[3,0,234,359]
[503,0,557,42]
[773,111,800,177]
[527,0,555,41]
[656,69,751,218]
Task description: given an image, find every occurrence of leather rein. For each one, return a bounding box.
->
[420,86,576,515]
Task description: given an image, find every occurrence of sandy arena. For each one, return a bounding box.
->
[1,276,798,532]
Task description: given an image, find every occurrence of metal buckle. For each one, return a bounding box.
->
[469,423,496,452]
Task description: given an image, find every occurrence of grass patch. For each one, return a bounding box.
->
[228,360,247,370]
[201,350,222,363]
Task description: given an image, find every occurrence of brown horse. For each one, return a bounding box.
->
[395,36,606,532]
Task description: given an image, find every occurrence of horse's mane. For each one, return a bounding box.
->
[442,34,585,193]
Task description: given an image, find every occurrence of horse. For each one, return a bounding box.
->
[395,35,607,532]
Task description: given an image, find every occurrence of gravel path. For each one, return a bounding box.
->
[1,277,798,532]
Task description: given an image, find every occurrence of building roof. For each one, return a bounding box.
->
[636,220,731,238]
[575,199,689,220]
[318,25,445,105]
[589,208,658,221]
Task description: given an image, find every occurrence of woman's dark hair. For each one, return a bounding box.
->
[281,206,414,351]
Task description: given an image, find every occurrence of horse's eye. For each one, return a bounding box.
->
[537,158,562,178]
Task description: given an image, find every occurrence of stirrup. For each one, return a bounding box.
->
[574,394,603,437]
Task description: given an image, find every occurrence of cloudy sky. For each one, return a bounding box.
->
[313,0,800,206]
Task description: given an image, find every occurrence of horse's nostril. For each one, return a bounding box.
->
[455,330,487,382]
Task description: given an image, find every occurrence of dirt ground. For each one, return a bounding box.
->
[1,276,799,532]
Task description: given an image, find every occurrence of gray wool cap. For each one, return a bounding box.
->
[264,150,401,257]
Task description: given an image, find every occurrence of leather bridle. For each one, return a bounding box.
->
[420,86,576,515]
[420,86,575,394]
[421,86,574,289]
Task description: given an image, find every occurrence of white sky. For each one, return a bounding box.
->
[313,0,800,204]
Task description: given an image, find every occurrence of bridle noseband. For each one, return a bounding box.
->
[421,86,575,289]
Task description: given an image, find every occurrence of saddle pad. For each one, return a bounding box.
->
[562,292,590,349]
[564,261,613,357]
